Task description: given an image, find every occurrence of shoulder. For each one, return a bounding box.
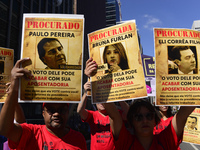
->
[168,116,174,121]
[20,123,44,132]
[156,122,182,147]
[88,110,100,117]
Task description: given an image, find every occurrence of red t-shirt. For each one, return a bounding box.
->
[154,116,181,150]
[83,110,114,150]
[114,122,182,150]
[153,116,173,134]
[8,123,87,150]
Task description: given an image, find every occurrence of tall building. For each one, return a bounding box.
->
[192,20,200,31]
[77,0,107,83]
[105,0,121,27]
[0,0,74,62]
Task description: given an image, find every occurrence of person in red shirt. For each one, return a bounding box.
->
[154,106,181,150]
[154,106,173,134]
[0,58,87,150]
[85,57,196,150]
[77,80,129,150]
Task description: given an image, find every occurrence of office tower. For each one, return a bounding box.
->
[106,0,121,27]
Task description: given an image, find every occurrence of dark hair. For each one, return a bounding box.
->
[103,42,129,71]
[127,99,160,128]
[189,116,197,122]
[37,38,63,63]
[171,46,191,61]
[155,106,172,119]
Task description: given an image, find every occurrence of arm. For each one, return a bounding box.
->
[14,104,26,124]
[6,82,26,124]
[119,101,129,121]
[84,58,123,139]
[103,103,123,140]
[0,58,31,143]
[6,82,26,123]
[77,81,91,120]
[172,106,196,138]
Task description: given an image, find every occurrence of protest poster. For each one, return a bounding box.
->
[20,14,84,103]
[0,47,14,102]
[88,20,147,103]
[183,108,200,145]
[155,28,200,105]
[141,54,156,97]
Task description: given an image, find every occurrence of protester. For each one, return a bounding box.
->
[0,82,26,150]
[154,106,181,150]
[2,101,26,150]
[77,80,129,150]
[153,106,173,134]
[85,57,196,150]
[0,58,87,150]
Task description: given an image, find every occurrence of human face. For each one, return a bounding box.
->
[132,106,155,137]
[178,49,196,74]
[187,117,197,130]
[96,103,105,111]
[42,40,66,69]
[105,45,120,66]
[159,106,168,112]
[43,103,68,130]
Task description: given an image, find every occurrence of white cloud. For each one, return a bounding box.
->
[143,14,162,30]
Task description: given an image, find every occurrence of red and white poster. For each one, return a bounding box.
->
[88,20,147,103]
[20,14,84,103]
[0,47,14,102]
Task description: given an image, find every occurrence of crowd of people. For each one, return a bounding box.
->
[0,56,196,150]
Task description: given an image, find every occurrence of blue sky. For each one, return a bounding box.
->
[120,0,200,57]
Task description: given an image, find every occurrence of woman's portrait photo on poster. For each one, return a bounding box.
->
[101,42,129,74]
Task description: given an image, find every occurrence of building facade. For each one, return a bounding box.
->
[0,0,74,62]
[105,0,121,27]
[192,20,200,31]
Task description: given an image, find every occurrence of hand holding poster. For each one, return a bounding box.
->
[88,20,147,103]
[20,14,84,103]
[0,48,14,102]
[155,28,200,105]
[183,108,200,145]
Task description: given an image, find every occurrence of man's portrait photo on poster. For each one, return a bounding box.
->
[185,116,198,131]
[100,42,129,74]
[168,46,198,74]
[36,38,67,69]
